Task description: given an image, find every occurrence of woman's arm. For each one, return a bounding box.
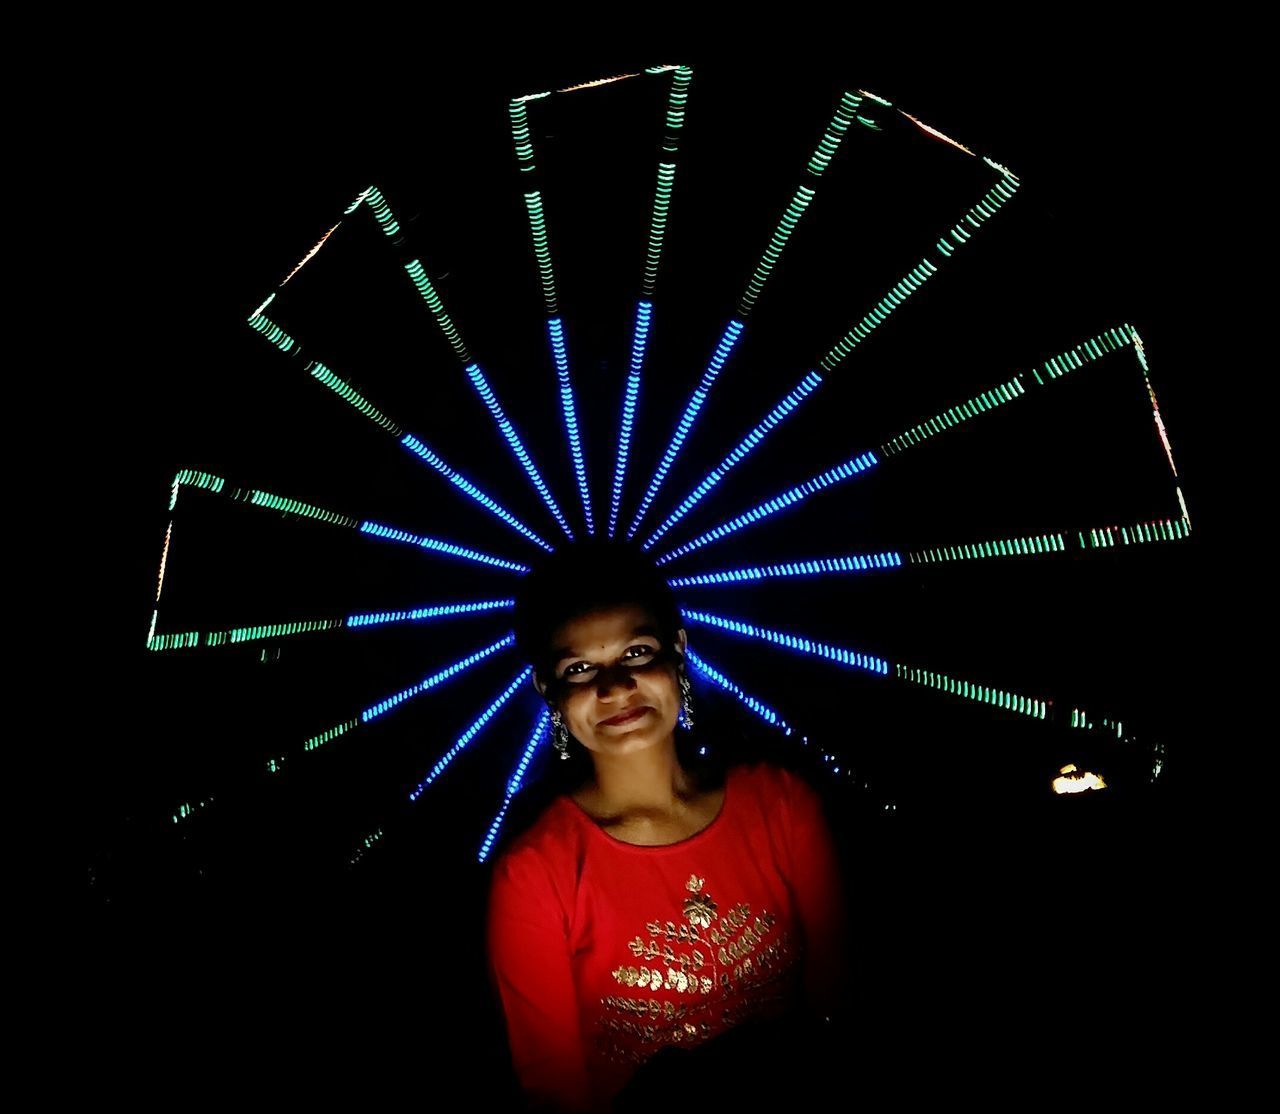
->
[485,847,595,1113]
[777,766,853,1021]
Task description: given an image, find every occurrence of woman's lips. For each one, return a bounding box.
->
[599,706,651,727]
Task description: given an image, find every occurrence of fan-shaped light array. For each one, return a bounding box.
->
[148,65,1190,870]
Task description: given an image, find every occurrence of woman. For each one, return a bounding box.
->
[485,538,851,1111]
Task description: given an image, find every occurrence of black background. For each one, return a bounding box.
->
[67,42,1216,1094]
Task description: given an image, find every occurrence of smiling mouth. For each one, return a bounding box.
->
[599,707,651,727]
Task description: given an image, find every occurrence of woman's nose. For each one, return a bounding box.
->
[594,663,638,696]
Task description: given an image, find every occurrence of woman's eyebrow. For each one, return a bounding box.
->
[551,626,662,662]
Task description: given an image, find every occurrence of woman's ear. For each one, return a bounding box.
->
[675,628,688,658]
[531,671,548,700]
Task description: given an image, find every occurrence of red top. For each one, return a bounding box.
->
[485,760,851,1112]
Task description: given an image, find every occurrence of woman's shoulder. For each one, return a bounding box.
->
[728,757,807,796]
[488,792,583,881]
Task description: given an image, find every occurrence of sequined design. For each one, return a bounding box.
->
[596,872,801,1069]
[683,873,718,928]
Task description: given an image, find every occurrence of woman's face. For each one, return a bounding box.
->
[537,603,687,760]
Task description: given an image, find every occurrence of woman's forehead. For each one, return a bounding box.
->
[550,604,660,656]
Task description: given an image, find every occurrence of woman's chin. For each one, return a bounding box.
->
[587,727,669,754]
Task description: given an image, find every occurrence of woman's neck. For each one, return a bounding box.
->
[580,738,698,820]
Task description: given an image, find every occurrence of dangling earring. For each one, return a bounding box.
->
[679,670,695,730]
[551,708,572,760]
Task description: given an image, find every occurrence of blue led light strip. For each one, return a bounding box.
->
[253,179,572,542]
[626,319,745,539]
[610,72,690,536]
[356,522,528,572]
[655,451,879,566]
[509,68,696,537]
[477,707,552,863]
[147,472,526,651]
[681,609,890,676]
[686,648,795,733]
[247,313,551,550]
[685,611,1057,732]
[360,634,516,726]
[347,599,515,628]
[626,91,868,540]
[267,635,518,771]
[643,174,1020,550]
[394,433,549,550]
[149,602,514,653]
[608,300,652,538]
[687,648,860,780]
[409,666,532,799]
[402,249,571,539]
[463,360,574,539]
[546,317,594,534]
[654,320,1160,565]
[162,469,527,572]
[668,551,902,587]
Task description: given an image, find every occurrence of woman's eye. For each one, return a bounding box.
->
[625,645,658,662]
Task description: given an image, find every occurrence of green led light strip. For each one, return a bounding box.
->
[909,531,1068,564]
[348,827,385,866]
[881,324,1137,458]
[169,469,224,510]
[171,797,213,825]
[643,162,677,296]
[149,618,344,653]
[249,314,404,436]
[166,468,360,527]
[806,91,863,176]
[817,259,941,370]
[149,601,514,654]
[1080,516,1190,548]
[736,91,862,319]
[906,513,1191,568]
[148,469,522,651]
[881,372,1026,454]
[404,259,470,362]
[521,189,558,315]
[300,718,359,757]
[509,99,535,169]
[509,65,696,309]
[887,325,1191,563]
[895,662,1049,720]
[664,64,692,140]
[1069,709,1125,739]
[817,177,1020,374]
[360,185,401,239]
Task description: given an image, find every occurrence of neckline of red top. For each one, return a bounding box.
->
[558,764,739,854]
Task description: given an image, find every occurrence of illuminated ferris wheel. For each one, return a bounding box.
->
[138,63,1191,884]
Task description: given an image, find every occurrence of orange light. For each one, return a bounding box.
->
[1052,763,1107,794]
[281,221,342,287]
[558,72,641,94]
[898,110,976,157]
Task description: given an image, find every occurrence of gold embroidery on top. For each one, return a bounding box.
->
[597,872,802,1072]
[682,874,719,928]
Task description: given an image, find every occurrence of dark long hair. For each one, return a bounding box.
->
[494,538,731,853]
